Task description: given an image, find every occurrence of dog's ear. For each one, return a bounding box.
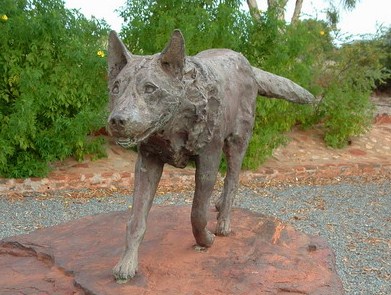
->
[108,31,132,82]
[160,30,185,79]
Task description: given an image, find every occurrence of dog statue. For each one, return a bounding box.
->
[107,29,314,282]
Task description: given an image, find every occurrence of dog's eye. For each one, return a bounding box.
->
[112,82,120,95]
[144,83,157,94]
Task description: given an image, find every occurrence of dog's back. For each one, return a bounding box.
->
[188,48,314,146]
[191,49,259,140]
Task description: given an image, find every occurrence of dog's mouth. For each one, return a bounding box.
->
[116,137,136,149]
[112,112,173,149]
[115,126,157,148]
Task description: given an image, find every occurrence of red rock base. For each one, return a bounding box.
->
[0,206,343,294]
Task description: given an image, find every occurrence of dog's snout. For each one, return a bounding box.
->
[108,111,149,137]
[108,114,130,136]
[110,115,127,128]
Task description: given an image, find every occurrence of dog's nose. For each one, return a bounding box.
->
[109,114,127,129]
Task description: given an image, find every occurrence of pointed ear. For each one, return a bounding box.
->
[108,30,132,82]
[160,29,185,79]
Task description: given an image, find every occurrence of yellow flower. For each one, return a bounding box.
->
[97,50,105,58]
[320,30,325,36]
[1,14,8,22]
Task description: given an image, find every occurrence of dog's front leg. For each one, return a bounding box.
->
[191,145,222,248]
[113,150,164,283]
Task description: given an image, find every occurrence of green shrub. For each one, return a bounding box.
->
[374,27,391,91]
[316,37,389,147]
[119,0,251,55]
[244,15,388,158]
[0,0,109,177]
[242,17,329,168]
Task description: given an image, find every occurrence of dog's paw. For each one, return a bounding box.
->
[113,253,138,284]
[195,229,215,248]
[215,218,231,236]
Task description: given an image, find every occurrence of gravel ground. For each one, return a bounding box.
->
[1,181,390,295]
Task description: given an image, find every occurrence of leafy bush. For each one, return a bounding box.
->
[375,27,391,91]
[242,16,330,168]
[0,0,109,177]
[244,16,387,156]
[317,37,389,147]
[119,0,251,55]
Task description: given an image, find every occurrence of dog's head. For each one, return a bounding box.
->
[107,30,186,147]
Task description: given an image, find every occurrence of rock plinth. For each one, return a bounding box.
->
[0,206,344,294]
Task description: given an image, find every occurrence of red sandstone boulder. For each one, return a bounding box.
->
[0,206,344,294]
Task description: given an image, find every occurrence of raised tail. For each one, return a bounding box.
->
[252,66,315,104]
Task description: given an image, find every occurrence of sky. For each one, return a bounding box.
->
[64,0,390,38]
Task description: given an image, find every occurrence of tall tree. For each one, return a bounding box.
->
[267,0,288,20]
[291,0,303,24]
[247,0,361,24]
[247,0,261,21]
[341,0,360,10]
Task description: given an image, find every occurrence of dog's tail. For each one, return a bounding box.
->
[252,67,314,104]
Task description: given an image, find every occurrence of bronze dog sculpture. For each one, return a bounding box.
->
[107,30,314,282]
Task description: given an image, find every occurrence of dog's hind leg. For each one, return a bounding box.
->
[215,135,250,236]
[191,144,223,248]
[113,149,164,283]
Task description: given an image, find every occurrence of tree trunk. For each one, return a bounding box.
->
[291,0,304,24]
[247,0,261,21]
[267,0,288,21]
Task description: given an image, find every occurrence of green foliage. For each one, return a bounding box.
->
[0,0,109,177]
[244,15,388,162]
[316,37,389,147]
[376,27,391,91]
[119,0,251,55]
[320,86,374,148]
[242,16,329,169]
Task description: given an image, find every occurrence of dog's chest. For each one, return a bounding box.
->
[140,131,193,168]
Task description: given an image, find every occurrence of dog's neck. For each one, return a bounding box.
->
[139,57,223,168]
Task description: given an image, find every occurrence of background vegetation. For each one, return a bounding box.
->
[0,0,389,177]
[0,0,109,177]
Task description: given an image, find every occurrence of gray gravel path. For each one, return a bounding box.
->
[1,181,390,295]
